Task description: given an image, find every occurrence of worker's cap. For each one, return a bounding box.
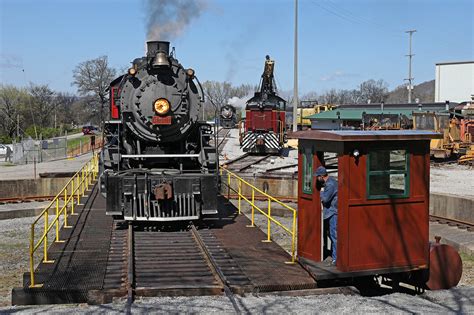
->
[314,166,327,176]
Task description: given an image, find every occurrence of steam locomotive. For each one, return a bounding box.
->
[220,104,237,128]
[99,41,218,222]
[240,55,287,154]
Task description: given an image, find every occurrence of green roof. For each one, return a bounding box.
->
[305,109,415,121]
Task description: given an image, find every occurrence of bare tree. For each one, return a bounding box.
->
[72,56,116,123]
[28,84,58,129]
[56,93,78,127]
[202,81,233,108]
[357,79,389,104]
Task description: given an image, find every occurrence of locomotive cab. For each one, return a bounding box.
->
[295,130,462,290]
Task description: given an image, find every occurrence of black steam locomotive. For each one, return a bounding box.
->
[220,104,237,128]
[99,41,218,222]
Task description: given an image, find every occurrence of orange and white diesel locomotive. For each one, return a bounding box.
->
[240,56,287,154]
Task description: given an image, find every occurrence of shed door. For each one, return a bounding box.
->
[297,151,323,262]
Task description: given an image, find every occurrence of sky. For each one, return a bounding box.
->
[1,0,473,97]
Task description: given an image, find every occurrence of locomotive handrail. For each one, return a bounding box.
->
[122,154,200,158]
[28,154,99,288]
[220,167,297,264]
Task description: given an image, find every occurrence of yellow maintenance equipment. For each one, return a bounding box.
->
[28,155,99,288]
[220,167,297,264]
[296,103,335,130]
[413,112,469,159]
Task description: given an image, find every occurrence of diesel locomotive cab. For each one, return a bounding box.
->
[100,41,218,222]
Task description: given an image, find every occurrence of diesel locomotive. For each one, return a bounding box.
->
[240,55,287,154]
[220,104,237,128]
[100,41,218,222]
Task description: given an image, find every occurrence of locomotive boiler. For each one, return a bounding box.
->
[220,104,237,129]
[100,41,218,222]
[240,55,287,154]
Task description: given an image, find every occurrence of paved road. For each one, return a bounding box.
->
[0,153,93,180]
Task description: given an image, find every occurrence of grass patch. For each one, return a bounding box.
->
[0,162,16,167]
[460,252,474,264]
[66,135,89,150]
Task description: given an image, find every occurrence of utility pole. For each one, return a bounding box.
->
[292,0,298,132]
[405,30,416,103]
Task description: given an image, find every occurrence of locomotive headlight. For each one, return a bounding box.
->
[186,68,195,78]
[128,67,137,76]
[154,98,170,115]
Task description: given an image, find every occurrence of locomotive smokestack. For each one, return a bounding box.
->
[146,41,170,67]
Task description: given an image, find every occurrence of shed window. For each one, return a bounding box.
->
[367,150,409,199]
[303,152,313,194]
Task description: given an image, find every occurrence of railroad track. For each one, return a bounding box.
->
[118,222,243,313]
[222,153,272,172]
[218,128,232,148]
[0,195,55,204]
[429,215,473,232]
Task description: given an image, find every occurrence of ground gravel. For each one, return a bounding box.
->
[430,163,474,197]
[0,216,63,307]
[2,287,473,314]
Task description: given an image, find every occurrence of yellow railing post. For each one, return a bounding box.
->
[55,198,60,242]
[64,187,71,228]
[285,211,297,264]
[43,211,53,263]
[71,180,75,215]
[80,170,84,196]
[262,197,272,243]
[246,189,255,227]
[76,174,81,205]
[238,180,242,215]
[29,225,35,287]
[227,172,230,199]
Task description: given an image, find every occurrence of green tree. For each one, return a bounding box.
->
[0,85,30,141]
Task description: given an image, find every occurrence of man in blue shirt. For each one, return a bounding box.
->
[315,166,338,266]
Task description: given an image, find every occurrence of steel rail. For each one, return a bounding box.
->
[126,222,135,309]
[238,155,271,172]
[190,224,241,314]
[221,153,250,166]
[217,128,231,149]
[429,215,473,231]
[0,195,55,203]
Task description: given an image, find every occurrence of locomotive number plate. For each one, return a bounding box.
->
[152,116,172,125]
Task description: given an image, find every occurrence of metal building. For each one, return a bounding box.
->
[435,61,474,103]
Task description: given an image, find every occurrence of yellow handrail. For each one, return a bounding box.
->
[29,154,99,288]
[220,167,297,264]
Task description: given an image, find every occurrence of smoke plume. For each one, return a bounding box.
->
[145,0,206,41]
[227,95,252,108]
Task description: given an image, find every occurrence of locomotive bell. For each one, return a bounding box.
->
[146,41,170,68]
[153,52,169,67]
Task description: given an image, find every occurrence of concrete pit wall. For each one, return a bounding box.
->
[221,175,298,200]
[0,178,70,199]
[430,193,474,225]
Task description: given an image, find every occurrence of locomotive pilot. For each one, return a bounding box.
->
[315,166,338,266]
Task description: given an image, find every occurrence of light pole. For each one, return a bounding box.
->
[292,0,299,132]
[405,30,416,103]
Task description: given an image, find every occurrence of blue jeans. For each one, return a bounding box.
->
[329,214,337,263]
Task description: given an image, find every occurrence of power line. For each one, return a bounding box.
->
[309,0,405,38]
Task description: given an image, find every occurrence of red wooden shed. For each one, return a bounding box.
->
[294,130,442,278]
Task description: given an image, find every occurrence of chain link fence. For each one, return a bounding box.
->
[11,137,68,164]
